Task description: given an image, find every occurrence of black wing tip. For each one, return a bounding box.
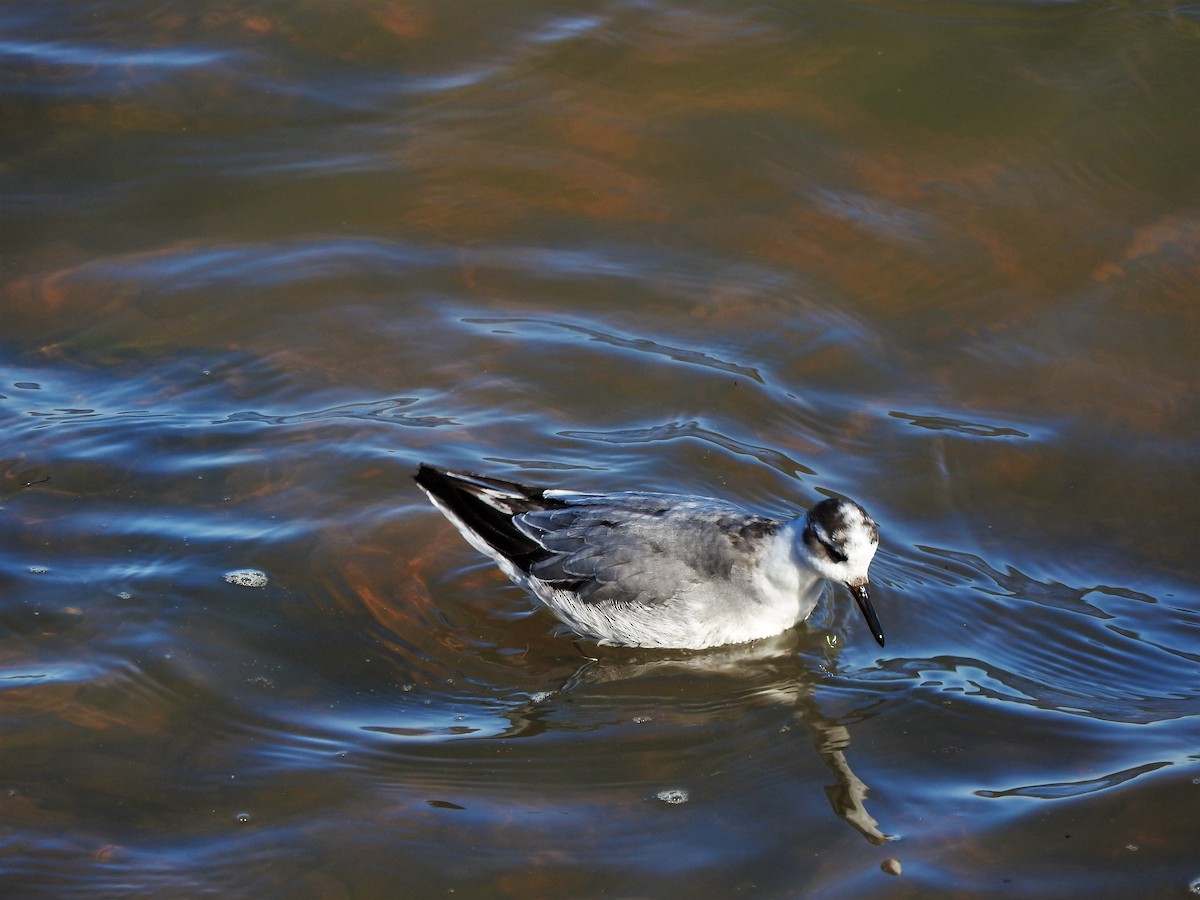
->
[413,464,462,504]
[412,463,475,494]
[414,462,446,490]
[414,463,543,500]
[413,464,502,508]
[412,464,554,575]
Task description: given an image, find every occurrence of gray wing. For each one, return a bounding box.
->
[514,493,780,606]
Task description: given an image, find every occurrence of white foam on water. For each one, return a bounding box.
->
[655,789,689,805]
[223,569,269,588]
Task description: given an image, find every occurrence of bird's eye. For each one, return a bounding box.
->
[810,530,847,563]
[821,540,848,564]
[805,523,848,564]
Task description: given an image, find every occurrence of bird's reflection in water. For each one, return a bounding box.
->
[497,630,890,845]
[810,712,888,845]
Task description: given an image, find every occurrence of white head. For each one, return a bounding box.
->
[800,497,884,646]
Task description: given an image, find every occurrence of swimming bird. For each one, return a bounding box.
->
[414,464,885,650]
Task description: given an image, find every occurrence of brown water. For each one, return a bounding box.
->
[2,1,1199,897]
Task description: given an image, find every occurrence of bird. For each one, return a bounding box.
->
[413,464,885,650]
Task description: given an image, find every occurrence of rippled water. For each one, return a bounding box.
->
[3,1,1199,897]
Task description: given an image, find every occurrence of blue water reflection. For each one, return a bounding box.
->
[2,0,1199,895]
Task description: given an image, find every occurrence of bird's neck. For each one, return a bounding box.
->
[763,520,824,597]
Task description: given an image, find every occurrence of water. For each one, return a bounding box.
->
[2,1,1198,896]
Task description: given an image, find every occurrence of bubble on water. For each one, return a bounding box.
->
[28,566,48,575]
[223,569,268,588]
[117,591,132,600]
[1189,876,1200,895]
[234,812,252,824]
[632,716,652,724]
[1126,844,1138,852]
[529,691,553,702]
[655,789,689,805]
[402,683,415,692]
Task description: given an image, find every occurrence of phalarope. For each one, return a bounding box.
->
[415,465,884,650]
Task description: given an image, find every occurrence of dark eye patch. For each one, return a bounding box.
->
[819,536,848,564]
[804,522,848,563]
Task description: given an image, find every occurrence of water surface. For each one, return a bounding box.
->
[2,1,1199,897]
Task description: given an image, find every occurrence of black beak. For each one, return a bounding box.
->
[848,582,885,647]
